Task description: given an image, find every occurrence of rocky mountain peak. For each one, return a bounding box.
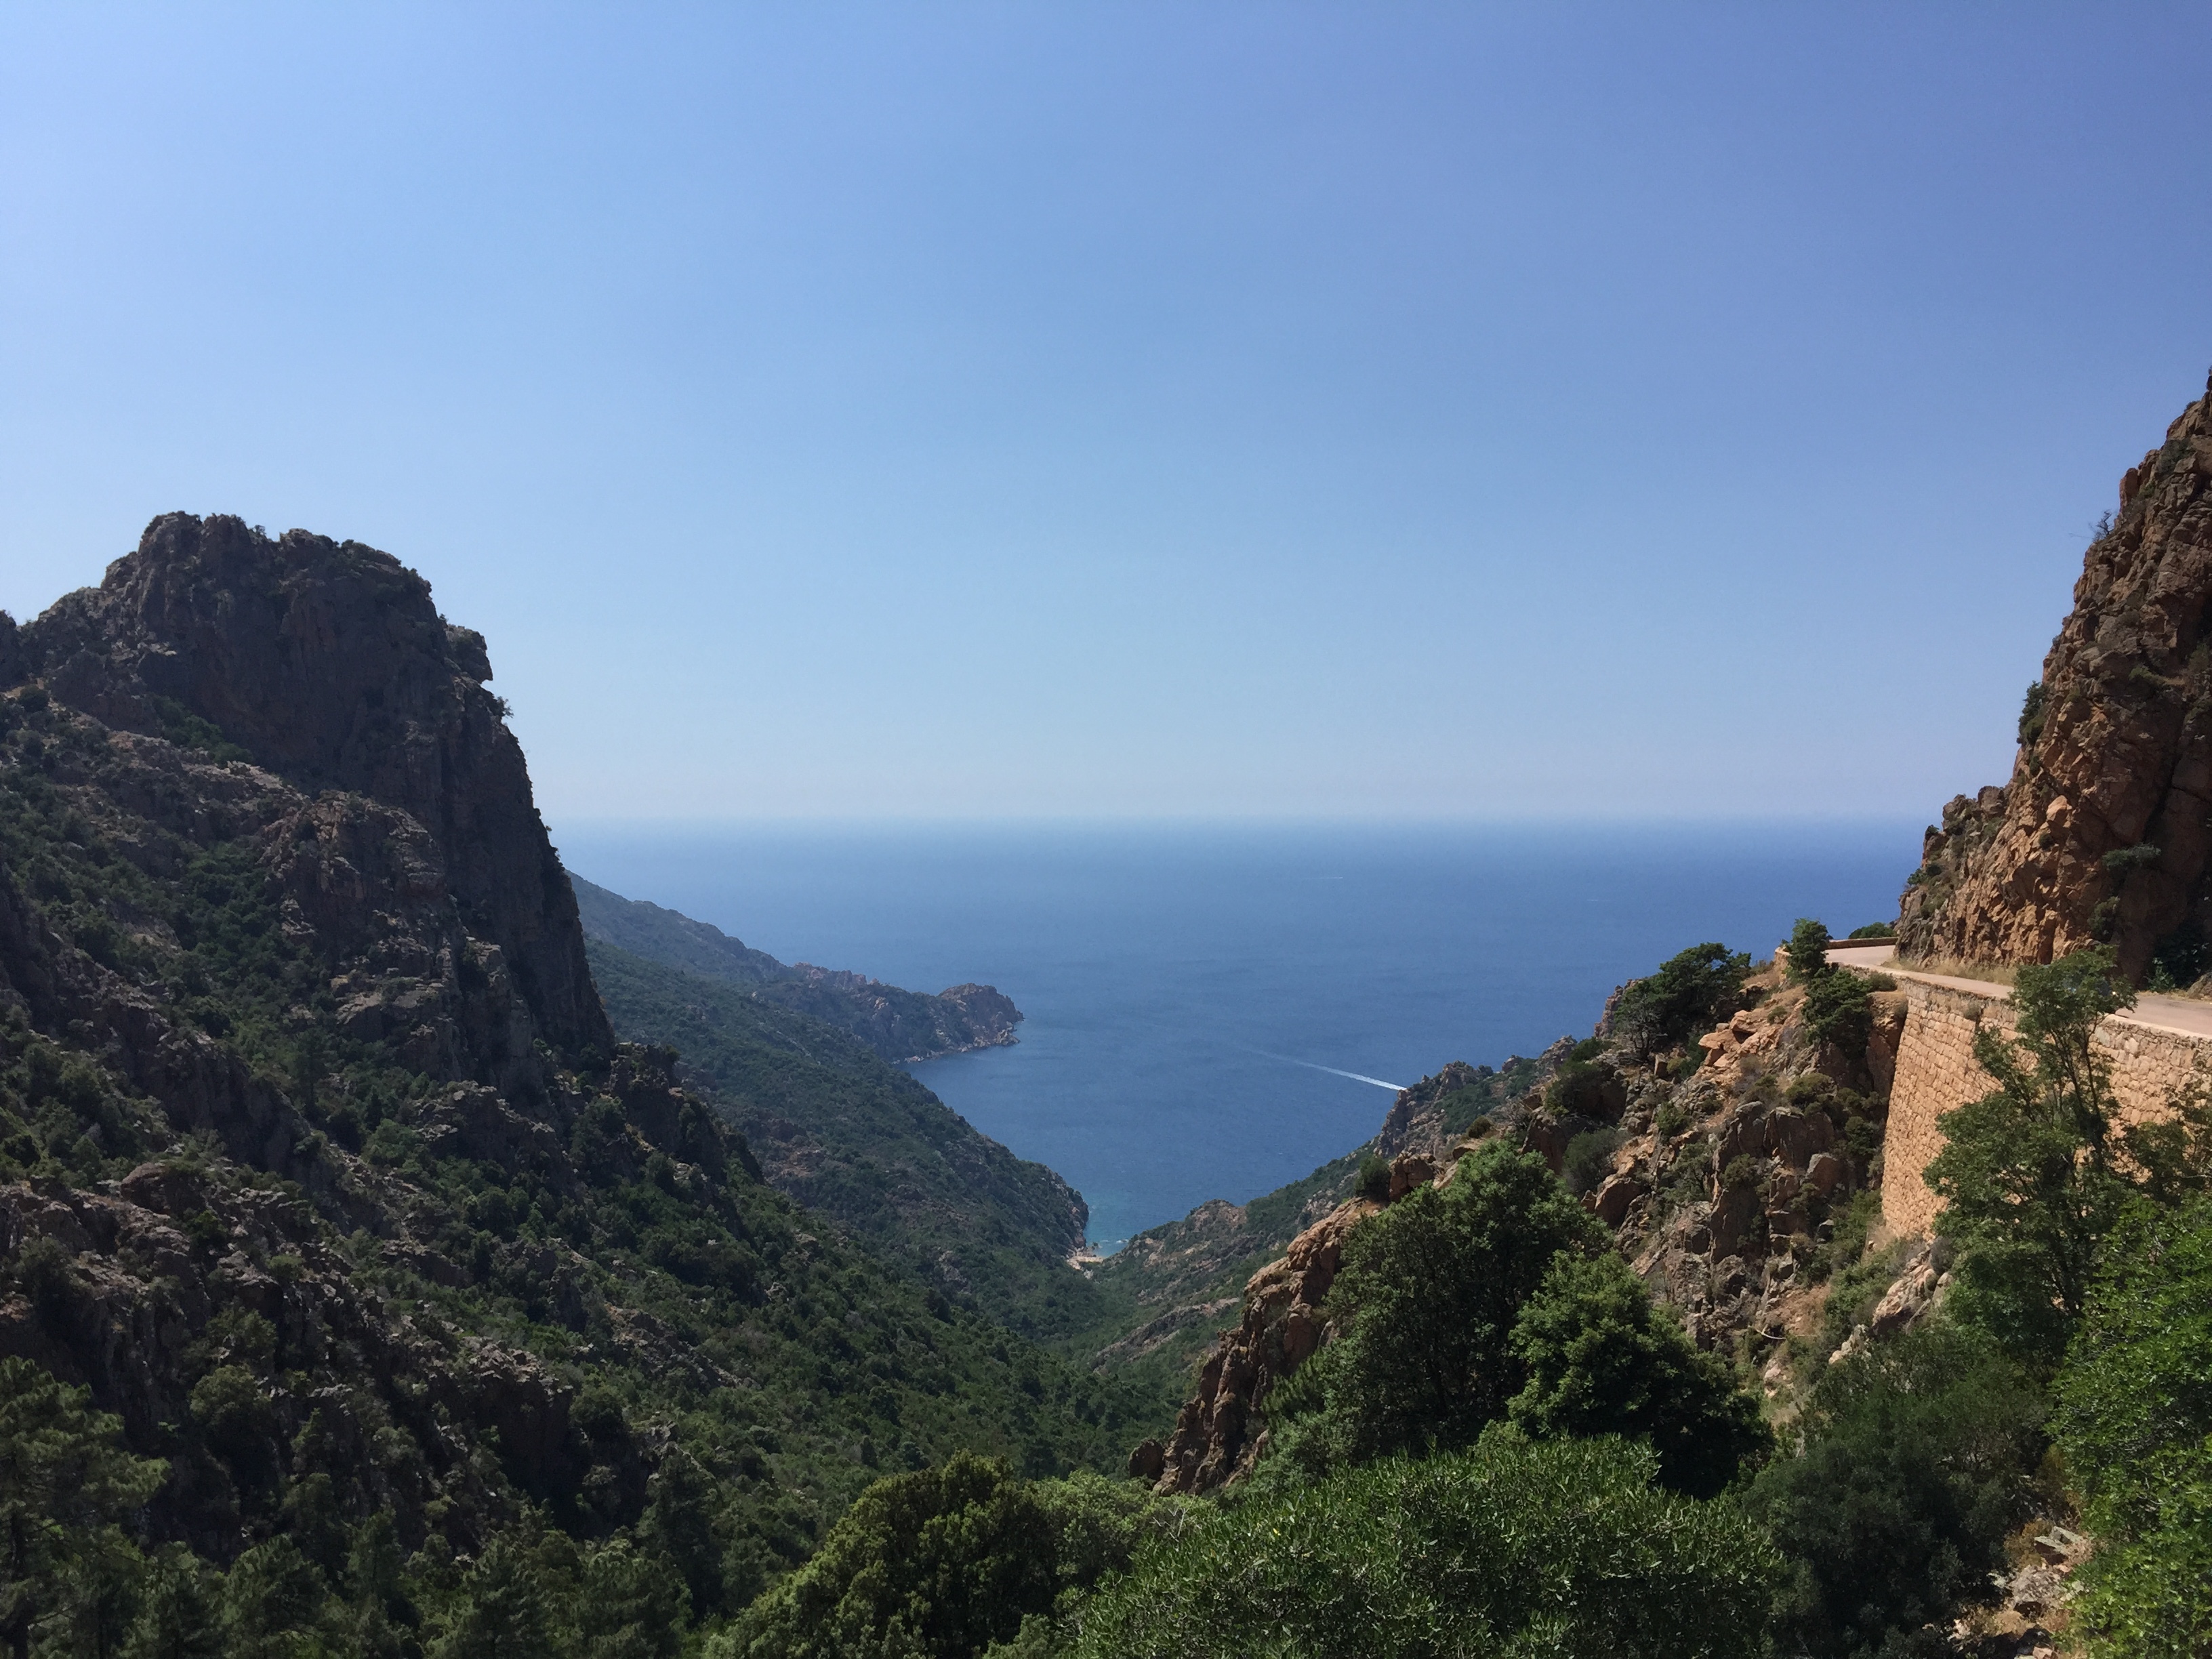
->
[15,512,607,1056]
[1900,370,2212,980]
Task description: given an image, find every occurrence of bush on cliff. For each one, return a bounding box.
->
[1506,1253,1769,1499]
[716,1456,1189,1659]
[1610,943,1753,1057]
[1254,1143,1766,1500]
[1303,1142,1607,1466]
[2054,1196,2212,1658]
[1927,945,2211,1363]
[1068,1431,1777,1659]
[1745,1326,2045,1659]
[1785,918,1832,983]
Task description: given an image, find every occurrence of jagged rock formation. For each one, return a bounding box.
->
[1139,954,1917,1494]
[571,878,1023,1063]
[1900,371,2212,981]
[0,514,1146,1579]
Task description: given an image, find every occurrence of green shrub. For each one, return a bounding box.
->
[1543,1057,1623,1121]
[1655,1101,1690,1139]
[1355,1153,1391,1203]
[1746,1326,2045,1659]
[2018,680,2047,748]
[718,1454,1055,1659]
[1561,1126,1623,1195]
[1845,922,1896,940]
[2055,1197,2212,1657]
[1927,947,2139,1363]
[1785,918,1832,984]
[1801,968,1872,1054]
[2102,842,2163,875]
[1311,1143,1605,1467]
[718,1457,1186,1659]
[1784,1071,1835,1108]
[1070,1432,1777,1659]
[1507,1253,1768,1498]
[1611,943,1753,1057]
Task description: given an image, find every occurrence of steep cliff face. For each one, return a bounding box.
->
[0,520,1150,1590]
[1900,373,2212,981]
[20,512,607,1059]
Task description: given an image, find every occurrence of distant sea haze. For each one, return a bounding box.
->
[560,820,1921,1252]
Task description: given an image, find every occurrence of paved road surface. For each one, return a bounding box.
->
[1827,942,2212,1042]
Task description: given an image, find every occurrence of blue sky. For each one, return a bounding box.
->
[3,3,2208,822]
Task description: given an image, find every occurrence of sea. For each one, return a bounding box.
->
[556,820,1922,1253]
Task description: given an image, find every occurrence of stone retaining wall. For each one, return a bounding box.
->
[1879,975,2211,1235]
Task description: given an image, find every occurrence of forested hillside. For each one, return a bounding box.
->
[584,937,1105,1345]
[573,878,1022,1064]
[0,516,1155,1655]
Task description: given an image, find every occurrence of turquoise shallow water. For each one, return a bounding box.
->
[556,821,1921,1251]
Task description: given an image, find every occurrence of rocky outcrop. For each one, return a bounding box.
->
[0,520,752,1557]
[1899,372,2212,982]
[17,513,608,1059]
[1134,953,1925,1490]
[1143,1182,1397,1494]
[1088,1051,1568,1382]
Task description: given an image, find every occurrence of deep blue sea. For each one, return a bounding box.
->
[557,821,1921,1252]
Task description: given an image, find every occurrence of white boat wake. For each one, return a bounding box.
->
[1240,1046,1407,1092]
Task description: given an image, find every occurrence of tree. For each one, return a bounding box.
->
[1745,1326,2045,1659]
[220,1538,325,1659]
[575,1540,687,1659]
[430,1538,550,1659]
[127,1548,224,1659]
[1785,918,1832,984]
[1317,1142,1607,1465]
[1506,1252,1769,1498]
[717,1454,1057,1659]
[2054,1196,2212,1658]
[0,1357,164,1659]
[1610,943,1753,1057]
[1925,947,2137,1362]
[1070,1431,1778,1659]
[639,1447,723,1620]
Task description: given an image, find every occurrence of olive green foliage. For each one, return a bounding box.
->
[2101,842,2163,875]
[1610,943,1752,1057]
[1506,1254,1769,1498]
[2054,1197,2212,1657]
[1559,1126,1622,1195]
[586,941,1122,1349]
[1801,966,1873,1054]
[1070,1432,1779,1659]
[0,693,1162,1651]
[1924,947,2204,1362]
[1354,1153,1391,1203]
[1746,1327,2046,1659]
[717,1457,1187,1659]
[0,1357,166,1658]
[1784,918,1832,983]
[1296,1143,1607,1467]
[2018,679,2046,748]
[1543,1053,1621,1121]
[1845,923,1896,941]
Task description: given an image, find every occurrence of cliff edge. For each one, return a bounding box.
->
[1901,371,2212,983]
